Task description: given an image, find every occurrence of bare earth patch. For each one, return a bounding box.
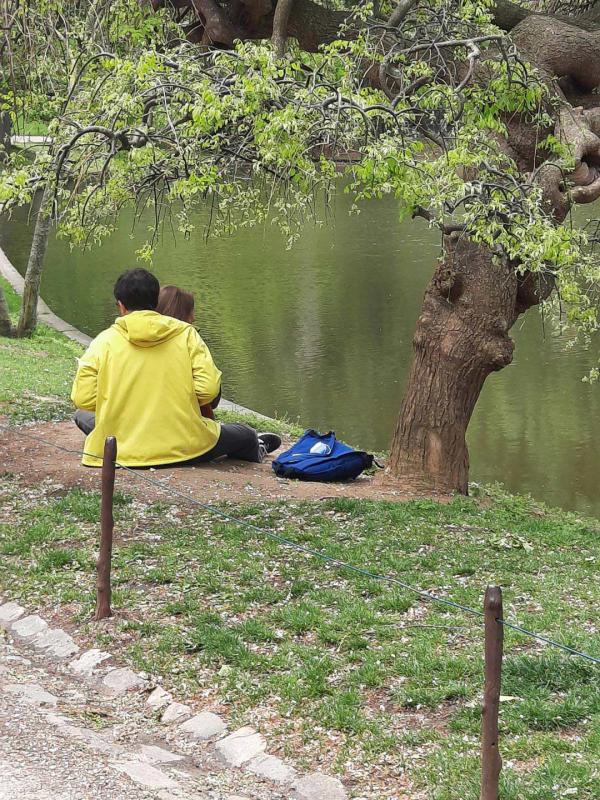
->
[1,419,450,505]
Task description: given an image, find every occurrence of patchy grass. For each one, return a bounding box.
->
[2,277,599,796]
[0,279,83,422]
[1,477,599,798]
[216,407,303,439]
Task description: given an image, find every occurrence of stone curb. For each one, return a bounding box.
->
[0,597,348,799]
[0,245,93,348]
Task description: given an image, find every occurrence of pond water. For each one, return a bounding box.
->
[2,195,600,516]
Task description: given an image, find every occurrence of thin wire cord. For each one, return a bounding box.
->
[2,423,600,665]
[117,462,600,666]
[118,461,486,618]
[497,620,600,663]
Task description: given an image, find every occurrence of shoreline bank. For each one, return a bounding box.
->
[0,245,270,420]
[0,245,92,347]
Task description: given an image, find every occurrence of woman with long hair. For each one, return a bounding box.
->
[156,285,217,419]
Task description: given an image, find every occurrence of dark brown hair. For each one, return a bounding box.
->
[114,268,159,311]
[156,285,195,323]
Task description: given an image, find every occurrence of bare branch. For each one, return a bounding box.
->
[387,0,419,29]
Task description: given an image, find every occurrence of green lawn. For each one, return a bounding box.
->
[11,114,50,137]
[0,279,83,422]
[1,477,598,798]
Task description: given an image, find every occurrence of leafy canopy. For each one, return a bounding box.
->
[1,0,599,349]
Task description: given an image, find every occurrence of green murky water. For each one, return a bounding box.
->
[2,195,600,515]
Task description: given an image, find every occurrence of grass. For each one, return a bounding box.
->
[216,407,303,438]
[0,279,83,422]
[11,113,50,137]
[1,478,599,798]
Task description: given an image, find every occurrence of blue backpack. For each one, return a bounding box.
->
[272,430,374,482]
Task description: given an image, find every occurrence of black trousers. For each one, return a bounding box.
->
[73,411,261,464]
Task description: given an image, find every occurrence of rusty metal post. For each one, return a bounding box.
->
[94,436,117,621]
[480,586,504,800]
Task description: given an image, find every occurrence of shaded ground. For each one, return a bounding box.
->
[0,419,444,505]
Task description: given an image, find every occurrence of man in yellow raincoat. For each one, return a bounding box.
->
[71,269,281,467]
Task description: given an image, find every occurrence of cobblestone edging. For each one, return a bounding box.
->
[0,597,348,799]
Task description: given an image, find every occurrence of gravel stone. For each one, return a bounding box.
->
[139,744,184,764]
[247,753,297,784]
[10,615,48,639]
[114,760,179,790]
[0,635,285,800]
[70,648,112,676]
[215,727,266,767]
[146,686,172,710]
[32,628,79,658]
[57,720,126,757]
[0,601,25,626]
[4,682,57,706]
[293,772,348,800]
[179,711,226,740]
[161,702,191,724]
[102,668,145,693]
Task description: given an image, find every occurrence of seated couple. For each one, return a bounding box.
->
[71,268,281,468]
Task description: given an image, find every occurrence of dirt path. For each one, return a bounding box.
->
[1,420,448,505]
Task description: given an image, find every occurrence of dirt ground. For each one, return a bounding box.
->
[1,420,449,505]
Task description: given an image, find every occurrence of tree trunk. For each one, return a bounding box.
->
[388,237,520,495]
[0,110,11,161]
[0,283,13,337]
[16,187,52,338]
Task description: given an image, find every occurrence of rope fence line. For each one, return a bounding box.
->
[2,422,600,665]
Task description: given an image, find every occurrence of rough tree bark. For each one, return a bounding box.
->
[272,0,295,57]
[380,4,600,492]
[0,284,13,337]
[387,8,600,493]
[154,0,599,51]
[387,238,554,494]
[16,186,52,337]
[0,110,11,160]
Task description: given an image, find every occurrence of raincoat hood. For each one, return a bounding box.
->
[113,310,188,347]
[71,315,222,467]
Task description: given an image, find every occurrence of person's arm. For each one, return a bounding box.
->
[71,339,102,411]
[189,329,222,406]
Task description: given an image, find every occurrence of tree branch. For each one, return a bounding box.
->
[272,0,295,57]
[189,0,240,45]
[387,0,419,29]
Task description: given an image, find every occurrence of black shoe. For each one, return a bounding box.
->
[258,432,282,454]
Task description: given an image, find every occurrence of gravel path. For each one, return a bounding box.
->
[0,634,285,800]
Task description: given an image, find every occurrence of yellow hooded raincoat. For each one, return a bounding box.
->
[71,311,222,467]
